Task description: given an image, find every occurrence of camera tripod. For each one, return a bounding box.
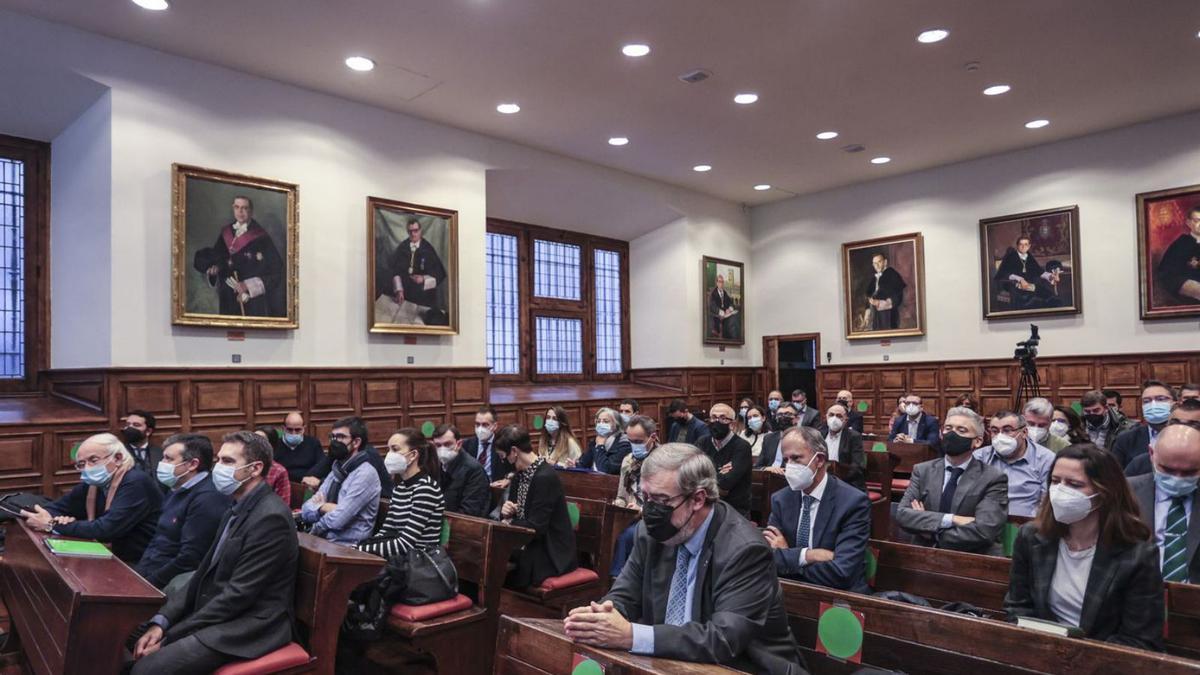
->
[1014,358,1041,410]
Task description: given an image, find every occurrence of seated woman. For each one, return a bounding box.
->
[254,426,296,503]
[358,428,445,558]
[494,425,577,588]
[22,433,163,564]
[734,397,756,433]
[539,406,583,467]
[577,407,631,475]
[953,392,980,413]
[1052,405,1090,446]
[738,404,769,460]
[610,415,658,576]
[1004,443,1163,651]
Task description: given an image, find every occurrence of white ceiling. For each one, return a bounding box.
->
[5,0,1200,206]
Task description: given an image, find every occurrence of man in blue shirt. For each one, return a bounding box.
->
[135,433,232,589]
[973,411,1054,518]
[300,416,380,545]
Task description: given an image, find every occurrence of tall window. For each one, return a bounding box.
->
[0,135,47,389]
[485,219,628,381]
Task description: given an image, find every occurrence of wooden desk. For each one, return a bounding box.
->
[0,520,164,675]
[495,615,741,674]
[556,469,620,502]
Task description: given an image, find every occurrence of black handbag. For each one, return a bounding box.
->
[341,546,458,642]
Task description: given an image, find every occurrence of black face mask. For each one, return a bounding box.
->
[328,439,352,462]
[837,399,851,408]
[708,421,730,438]
[642,494,693,543]
[121,426,146,445]
[775,415,795,428]
[941,431,975,456]
[1083,413,1106,427]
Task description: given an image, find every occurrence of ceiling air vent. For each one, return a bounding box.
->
[678,69,712,84]
[841,144,866,154]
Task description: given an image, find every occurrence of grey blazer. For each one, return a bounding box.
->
[894,457,1009,555]
[603,501,806,674]
[1129,472,1200,582]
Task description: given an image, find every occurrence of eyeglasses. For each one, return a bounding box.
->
[74,451,114,471]
[987,426,1021,435]
[708,415,734,424]
[329,433,352,442]
[636,491,690,507]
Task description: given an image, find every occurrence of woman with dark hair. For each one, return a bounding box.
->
[1051,405,1089,446]
[538,406,582,467]
[954,393,980,413]
[1004,444,1162,650]
[738,404,770,459]
[358,428,445,558]
[734,397,757,434]
[253,426,293,503]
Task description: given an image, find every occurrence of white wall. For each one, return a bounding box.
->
[0,10,746,370]
[752,111,1200,367]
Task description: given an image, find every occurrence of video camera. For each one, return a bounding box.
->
[1014,324,1040,361]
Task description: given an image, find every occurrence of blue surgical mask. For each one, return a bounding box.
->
[212,462,254,496]
[1154,470,1199,498]
[283,433,304,447]
[544,419,560,434]
[156,461,182,488]
[630,443,649,460]
[768,400,781,411]
[595,422,613,437]
[81,462,113,487]
[1144,402,1172,425]
[747,417,764,433]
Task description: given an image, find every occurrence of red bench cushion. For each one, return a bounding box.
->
[868,490,885,502]
[536,567,599,591]
[891,478,911,491]
[390,593,474,622]
[213,642,310,675]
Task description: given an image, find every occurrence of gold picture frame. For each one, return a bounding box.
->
[1135,183,1200,320]
[701,256,745,346]
[979,205,1082,320]
[367,196,459,335]
[841,232,926,340]
[171,164,299,329]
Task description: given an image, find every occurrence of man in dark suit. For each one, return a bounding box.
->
[889,394,940,444]
[756,403,798,472]
[765,427,870,592]
[864,251,906,330]
[1129,424,1200,584]
[563,444,804,674]
[817,404,866,491]
[665,398,710,447]
[431,423,491,516]
[1155,205,1200,304]
[1127,399,1200,476]
[1113,380,1177,470]
[834,390,865,434]
[192,195,286,318]
[707,273,739,341]
[789,390,820,428]
[123,410,164,484]
[131,431,299,673]
[379,218,450,325]
[895,407,1009,555]
[696,403,753,518]
[459,404,512,483]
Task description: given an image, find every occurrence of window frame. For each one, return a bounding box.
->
[0,134,49,392]
[486,218,629,383]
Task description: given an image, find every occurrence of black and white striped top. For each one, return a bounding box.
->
[357,471,445,559]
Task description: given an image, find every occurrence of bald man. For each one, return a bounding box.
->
[1128,424,1200,583]
[696,403,754,518]
[833,390,864,434]
[274,412,324,482]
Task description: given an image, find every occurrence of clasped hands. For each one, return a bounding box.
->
[563,600,633,650]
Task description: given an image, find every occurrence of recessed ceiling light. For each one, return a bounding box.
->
[917,29,949,44]
[753,184,771,191]
[693,165,712,173]
[734,93,759,105]
[344,56,375,72]
[622,44,651,57]
[131,0,169,9]
[816,131,839,140]
[983,84,1011,96]
[1025,119,1050,129]
[870,156,891,165]
[496,103,521,114]
[608,137,629,146]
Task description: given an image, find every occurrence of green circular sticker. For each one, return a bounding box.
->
[70,441,81,461]
[864,548,878,583]
[421,421,435,436]
[818,606,863,660]
[856,401,869,412]
[572,658,604,675]
[533,415,544,430]
[1071,401,1083,414]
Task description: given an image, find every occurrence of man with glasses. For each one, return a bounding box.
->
[888,394,940,444]
[431,423,490,516]
[1113,380,1179,470]
[274,412,323,482]
[895,407,1009,555]
[22,433,163,564]
[697,403,753,518]
[563,444,804,673]
[1126,399,1200,477]
[756,402,798,472]
[298,417,381,545]
[380,218,448,325]
[973,411,1054,517]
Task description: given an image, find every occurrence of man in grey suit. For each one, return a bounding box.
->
[790,389,820,428]
[895,406,1009,555]
[132,431,299,673]
[756,403,799,472]
[1129,424,1200,584]
[563,443,805,674]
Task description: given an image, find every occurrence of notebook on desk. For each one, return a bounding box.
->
[1016,616,1085,638]
[45,538,113,559]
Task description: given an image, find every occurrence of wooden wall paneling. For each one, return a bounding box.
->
[879,370,906,391]
[254,380,302,415]
[191,380,246,419]
[309,377,356,414]
[1150,360,1189,389]
[452,375,486,406]
[119,380,182,426]
[47,376,104,412]
[979,366,1012,390]
[1099,362,1140,389]
[361,378,401,411]
[943,367,974,392]
[910,368,939,392]
[0,432,41,488]
[689,374,713,396]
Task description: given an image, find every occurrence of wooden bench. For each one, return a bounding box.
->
[885,441,938,496]
[751,470,788,526]
[555,468,621,502]
[780,579,1200,674]
[863,451,898,539]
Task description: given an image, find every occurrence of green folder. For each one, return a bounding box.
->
[46,538,113,559]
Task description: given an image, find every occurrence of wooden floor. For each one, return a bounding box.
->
[490,382,676,405]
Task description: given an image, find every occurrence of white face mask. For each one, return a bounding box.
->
[904,404,921,416]
[1049,483,1098,525]
[436,446,457,465]
[1049,420,1069,438]
[826,416,844,433]
[991,433,1019,457]
[475,425,493,442]
[785,456,818,492]
[1025,425,1048,444]
[385,451,409,475]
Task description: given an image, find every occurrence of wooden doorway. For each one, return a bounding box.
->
[762,333,822,403]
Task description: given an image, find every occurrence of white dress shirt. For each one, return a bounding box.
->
[824,431,841,463]
[794,473,829,567]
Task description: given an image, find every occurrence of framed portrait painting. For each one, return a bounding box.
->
[172,164,298,329]
[1136,184,1200,319]
[368,196,458,334]
[979,205,1081,320]
[702,256,744,346]
[842,233,925,340]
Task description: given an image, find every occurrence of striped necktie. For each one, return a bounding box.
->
[796,495,814,549]
[1163,496,1190,583]
[664,546,694,625]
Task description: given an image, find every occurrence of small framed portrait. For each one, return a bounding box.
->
[702,256,744,346]
[1136,184,1200,319]
[172,164,298,329]
[842,233,925,340]
[979,205,1082,320]
[368,196,458,334]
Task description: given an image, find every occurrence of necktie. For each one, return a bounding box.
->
[796,494,814,549]
[939,466,965,514]
[664,545,694,626]
[1163,496,1190,583]
[479,441,492,475]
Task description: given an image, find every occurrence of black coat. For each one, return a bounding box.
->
[439,449,491,517]
[461,436,513,482]
[274,435,325,482]
[381,238,448,309]
[192,221,286,317]
[577,433,632,475]
[667,414,711,447]
[505,461,577,588]
[755,431,784,469]
[698,434,753,518]
[865,266,906,330]
[159,481,299,659]
[1157,233,1200,302]
[47,468,163,564]
[135,475,232,588]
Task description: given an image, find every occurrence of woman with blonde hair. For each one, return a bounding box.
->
[539,406,582,467]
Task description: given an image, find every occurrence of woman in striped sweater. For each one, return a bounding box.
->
[357,428,445,559]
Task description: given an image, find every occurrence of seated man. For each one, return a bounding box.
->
[1126,398,1200,476]
[973,411,1054,518]
[665,398,710,446]
[22,433,163,564]
[301,425,393,496]
[819,403,866,491]
[888,394,940,444]
[834,390,865,434]
[131,431,299,673]
[1113,380,1178,469]
[1081,389,1136,451]
[135,433,232,589]
[789,389,820,428]
[697,403,753,518]
[299,416,381,545]
[1182,383,1200,402]
[1022,397,1069,452]
[122,409,164,480]
[755,402,798,472]
[617,398,640,426]
[895,406,1009,555]
[432,423,491,516]
[274,411,325,482]
[460,404,512,483]
[1128,424,1200,584]
[764,427,870,592]
[563,443,804,673]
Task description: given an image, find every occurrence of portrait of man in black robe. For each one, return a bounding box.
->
[708,273,739,340]
[863,252,906,330]
[191,196,286,317]
[993,235,1063,310]
[1155,206,1200,305]
[373,216,450,327]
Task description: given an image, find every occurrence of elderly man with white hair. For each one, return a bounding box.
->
[1022,397,1069,452]
[22,432,163,563]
